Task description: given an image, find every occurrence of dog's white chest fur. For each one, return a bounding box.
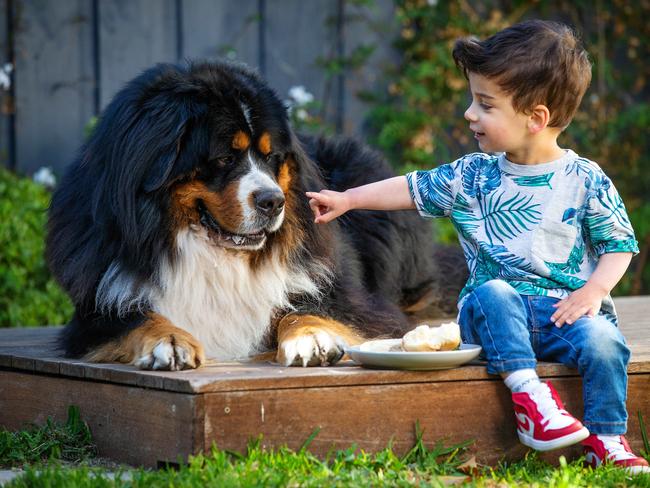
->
[152,229,322,360]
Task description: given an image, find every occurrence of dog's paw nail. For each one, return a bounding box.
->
[134,354,153,369]
[135,337,201,371]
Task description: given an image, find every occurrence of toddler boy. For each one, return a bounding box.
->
[306,20,647,473]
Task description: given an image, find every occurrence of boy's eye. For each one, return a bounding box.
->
[480,103,492,110]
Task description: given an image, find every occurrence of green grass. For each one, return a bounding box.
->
[3,412,650,487]
[6,443,650,487]
[0,406,96,468]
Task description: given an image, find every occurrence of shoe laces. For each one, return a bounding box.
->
[598,435,637,461]
[530,383,569,428]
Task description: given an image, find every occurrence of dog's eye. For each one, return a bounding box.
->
[266,153,283,166]
[212,156,235,168]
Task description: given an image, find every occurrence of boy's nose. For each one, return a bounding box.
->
[464,108,478,122]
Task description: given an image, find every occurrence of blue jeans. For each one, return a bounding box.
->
[458,279,630,435]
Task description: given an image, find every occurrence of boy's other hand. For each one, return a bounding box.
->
[305,190,351,224]
[550,282,608,327]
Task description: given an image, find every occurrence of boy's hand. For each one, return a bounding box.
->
[550,282,608,327]
[305,190,351,224]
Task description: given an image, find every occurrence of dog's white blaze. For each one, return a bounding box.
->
[239,101,253,132]
[238,153,285,232]
[151,228,327,360]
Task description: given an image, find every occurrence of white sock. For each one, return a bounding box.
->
[597,434,622,443]
[504,369,541,393]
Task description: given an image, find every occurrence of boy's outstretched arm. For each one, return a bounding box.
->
[550,252,634,327]
[306,175,415,224]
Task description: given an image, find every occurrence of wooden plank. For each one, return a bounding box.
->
[615,295,650,364]
[264,0,338,118]
[181,0,258,67]
[98,0,177,109]
[10,355,33,371]
[343,0,399,135]
[0,346,645,396]
[0,297,648,394]
[0,354,10,367]
[201,374,650,464]
[0,325,60,349]
[2,366,647,467]
[13,0,95,175]
[0,370,199,467]
[615,295,650,332]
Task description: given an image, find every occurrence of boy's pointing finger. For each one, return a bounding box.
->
[308,198,321,214]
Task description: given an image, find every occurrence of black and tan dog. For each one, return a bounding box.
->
[46,61,466,370]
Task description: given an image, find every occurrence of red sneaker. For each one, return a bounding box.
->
[512,381,589,451]
[583,434,650,474]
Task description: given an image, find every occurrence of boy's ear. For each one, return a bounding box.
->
[528,105,551,134]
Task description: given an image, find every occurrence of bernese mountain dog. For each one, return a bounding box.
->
[46,61,466,370]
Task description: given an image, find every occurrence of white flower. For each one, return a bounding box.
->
[33,167,56,189]
[296,108,308,121]
[0,63,13,90]
[288,85,314,106]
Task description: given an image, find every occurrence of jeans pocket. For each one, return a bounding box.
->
[531,220,577,263]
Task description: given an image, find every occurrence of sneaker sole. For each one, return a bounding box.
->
[518,427,590,452]
[620,464,650,474]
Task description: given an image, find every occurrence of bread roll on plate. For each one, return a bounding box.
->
[402,322,461,352]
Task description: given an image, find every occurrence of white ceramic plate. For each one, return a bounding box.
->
[345,339,482,370]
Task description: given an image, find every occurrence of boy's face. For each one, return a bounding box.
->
[464,73,530,158]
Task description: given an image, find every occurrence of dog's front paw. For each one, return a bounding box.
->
[83,314,206,371]
[134,334,204,371]
[276,314,365,367]
[278,329,347,367]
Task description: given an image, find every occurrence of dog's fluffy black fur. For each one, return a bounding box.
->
[46,60,466,369]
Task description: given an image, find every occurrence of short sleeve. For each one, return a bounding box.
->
[583,173,639,256]
[406,162,460,218]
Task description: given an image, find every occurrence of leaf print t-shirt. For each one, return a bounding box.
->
[406,150,639,317]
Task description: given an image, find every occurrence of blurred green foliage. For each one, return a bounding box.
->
[0,167,73,327]
[363,0,650,295]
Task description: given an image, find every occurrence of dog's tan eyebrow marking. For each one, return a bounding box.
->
[232,130,250,150]
[278,161,291,194]
[258,132,272,155]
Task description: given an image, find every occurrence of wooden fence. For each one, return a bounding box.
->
[0,0,396,175]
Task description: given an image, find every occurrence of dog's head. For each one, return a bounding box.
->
[47,60,335,312]
[88,61,317,255]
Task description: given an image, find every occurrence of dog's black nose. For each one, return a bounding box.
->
[254,189,285,217]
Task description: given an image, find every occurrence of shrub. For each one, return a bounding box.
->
[0,167,73,327]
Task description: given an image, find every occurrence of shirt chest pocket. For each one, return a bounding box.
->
[531,220,577,263]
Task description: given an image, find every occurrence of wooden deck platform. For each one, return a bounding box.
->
[1,296,649,467]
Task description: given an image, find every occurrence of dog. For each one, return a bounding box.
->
[46,60,466,370]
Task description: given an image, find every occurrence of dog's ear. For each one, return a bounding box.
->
[142,98,208,193]
[287,132,326,191]
[142,119,187,193]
